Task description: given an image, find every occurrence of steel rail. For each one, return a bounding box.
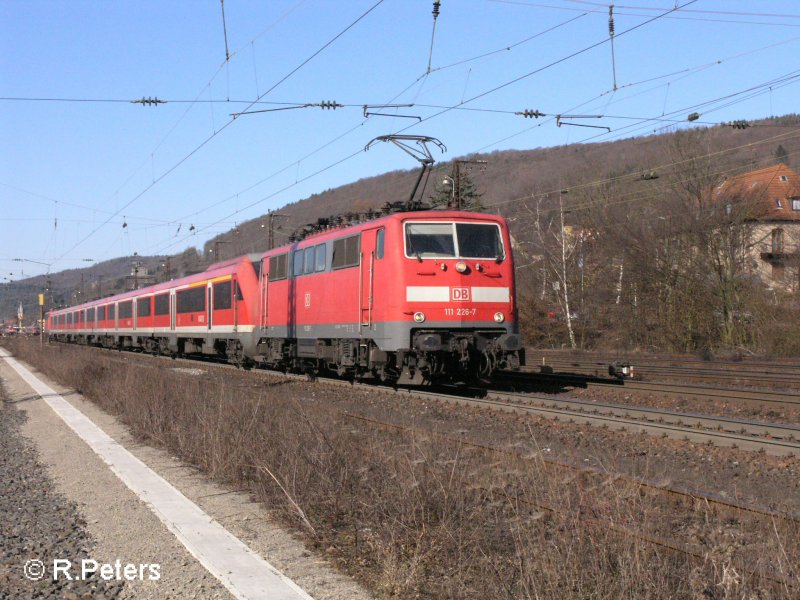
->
[506,369,800,406]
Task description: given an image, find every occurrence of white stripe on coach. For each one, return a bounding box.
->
[0,348,314,600]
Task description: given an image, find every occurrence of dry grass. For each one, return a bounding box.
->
[5,338,798,599]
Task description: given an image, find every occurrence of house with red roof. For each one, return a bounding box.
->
[715,163,800,290]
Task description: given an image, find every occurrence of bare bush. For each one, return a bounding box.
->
[6,339,798,599]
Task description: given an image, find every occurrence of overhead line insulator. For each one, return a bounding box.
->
[516,109,545,118]
[131,96,166,107]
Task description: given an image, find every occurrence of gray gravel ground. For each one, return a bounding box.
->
[0,389,124,600]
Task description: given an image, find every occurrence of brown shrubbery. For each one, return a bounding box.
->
[6,338,798,599]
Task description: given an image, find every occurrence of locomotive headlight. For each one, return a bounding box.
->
[413,311,426,323]
[493,311,505,323]
[455,261,468,273]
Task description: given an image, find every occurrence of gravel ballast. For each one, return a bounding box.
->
[0,386,124,600]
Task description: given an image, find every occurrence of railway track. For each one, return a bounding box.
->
[30,341,800,458]
[530,355,800,387]
[506,369,800,407]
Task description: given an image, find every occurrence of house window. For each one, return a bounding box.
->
[792,198,800,211]
[775,198,783,209]
[779,175,788,182]
[772,229,784,254]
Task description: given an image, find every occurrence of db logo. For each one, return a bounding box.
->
[451,287,470,301]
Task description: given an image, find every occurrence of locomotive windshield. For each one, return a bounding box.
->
[405,222,504,259]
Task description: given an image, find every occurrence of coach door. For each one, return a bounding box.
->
[170,292,176,331]
[207,285,212,330]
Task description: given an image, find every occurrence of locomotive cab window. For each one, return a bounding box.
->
[456,223,504,259]
[268,253,288,281]
[213,280,232,310]
[405,223,455,258]
[332,234,360,269]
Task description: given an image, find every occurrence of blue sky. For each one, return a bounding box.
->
[2,0,799,280]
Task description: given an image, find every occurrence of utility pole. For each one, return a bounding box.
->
[162,257,172,282]
[266,213,289,250]
[212,241,230,262]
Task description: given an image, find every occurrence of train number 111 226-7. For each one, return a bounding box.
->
[444,308,477,316]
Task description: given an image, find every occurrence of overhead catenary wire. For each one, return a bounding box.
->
[489,0,800,28]
[49,0,387,270]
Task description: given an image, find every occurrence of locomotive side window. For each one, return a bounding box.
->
[97,306,106,321]
[304,247,315,274]
[176,287,205,313]
[108,304,115,321]
[213,281,232,310]
[456,223,504,259]
[315,243,326,272]
[293,250,305,277]
[376,229,385,259]
[154,293,170,316]
[405,223,455,258]
[137,297,151,317]
[332,234,360,269]
[268,253,288,281]
[119,301,133,319]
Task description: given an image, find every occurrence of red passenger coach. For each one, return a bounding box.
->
[47,210,523,383]
[48,256,260,365]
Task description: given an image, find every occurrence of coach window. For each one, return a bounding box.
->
[119,301,133,319]
[213,281,232,310]
[376,229,385,259]
[315,243,326,272]
[97,306,106,321]
[154,294,170,316]
[137,297,151,317]
[268,253,288,281]
[108,304,115,321]
[88,307,95,323]
[332,234,360,269]
[293,249,305,277]
[176,287,205,313]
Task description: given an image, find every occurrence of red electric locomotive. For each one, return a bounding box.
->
[47,210,523,383]
[255,210,523,382]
